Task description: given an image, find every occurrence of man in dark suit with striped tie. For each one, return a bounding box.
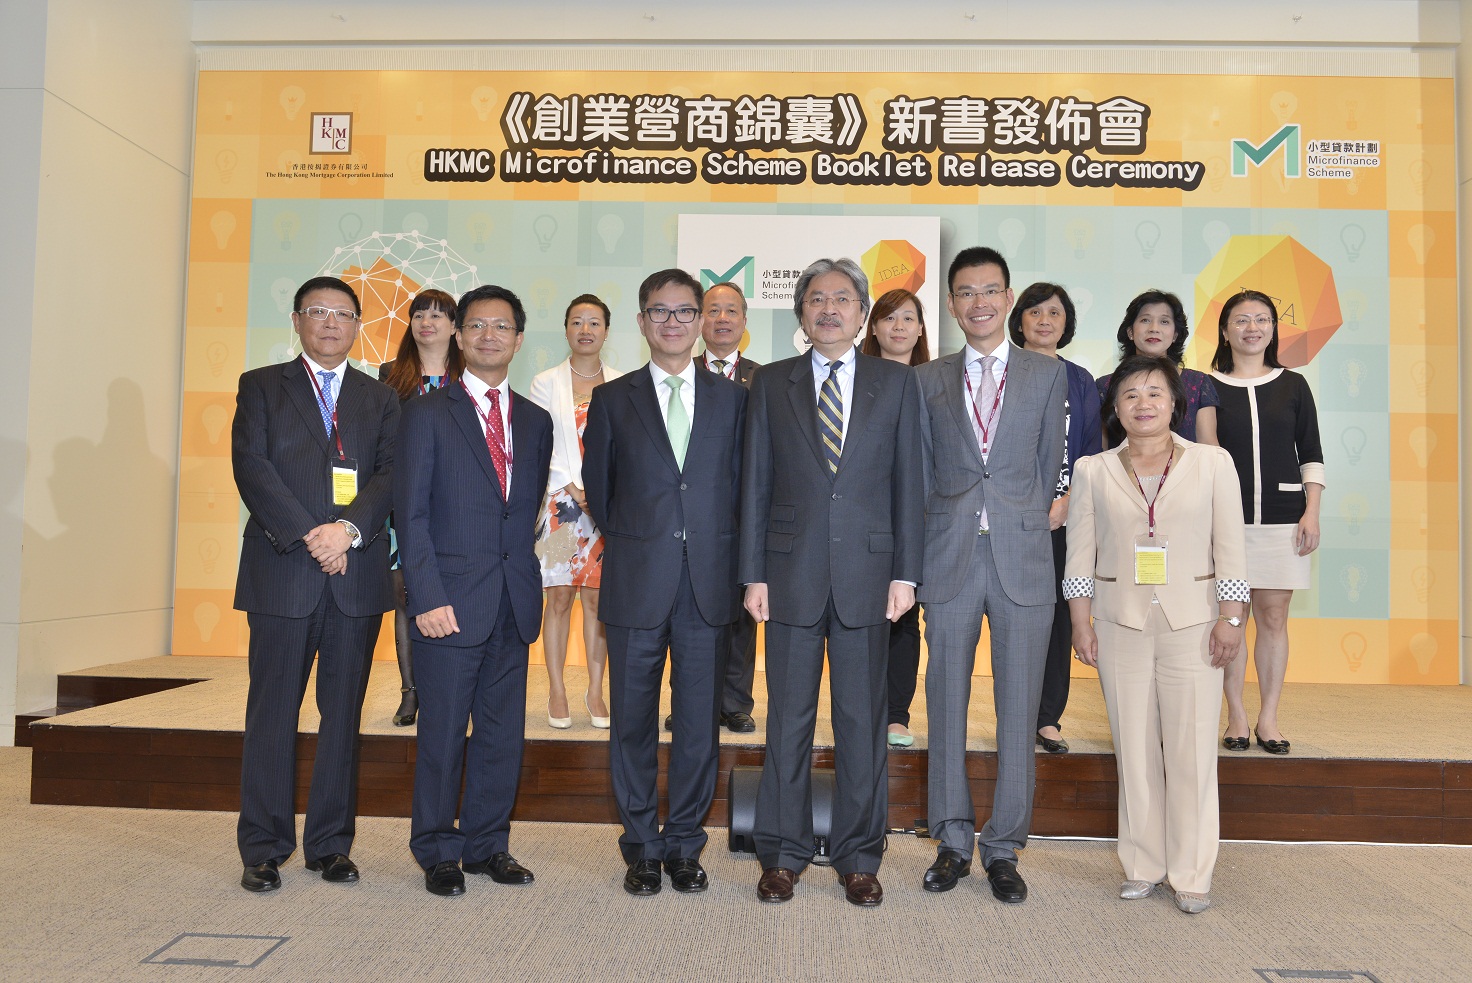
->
[395,284,553,897]
[232,275,400,893]
[740,258,924,908]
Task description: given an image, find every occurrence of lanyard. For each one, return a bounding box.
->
[461,380,514,472]
[1133,452,1173,537]
[303,357,347,461]
[963,359,1008,455]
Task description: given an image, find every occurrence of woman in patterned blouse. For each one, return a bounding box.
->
[1097,290,1218,448]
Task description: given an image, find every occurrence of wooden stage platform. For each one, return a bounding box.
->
[21,657,1472,845]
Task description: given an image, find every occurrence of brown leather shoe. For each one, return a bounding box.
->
[757,867,799,903]
[841,872,883,907]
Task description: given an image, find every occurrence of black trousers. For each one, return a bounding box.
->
[238,589,379,866]
[721,610,758,715]
[1036,526,1073,732]
[885,603,922,726]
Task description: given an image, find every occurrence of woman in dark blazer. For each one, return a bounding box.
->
[1007,282,1102,753]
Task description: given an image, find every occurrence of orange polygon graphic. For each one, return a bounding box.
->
[339,257,422,366]
[1191,235,1341,369]
[860,240,925,299]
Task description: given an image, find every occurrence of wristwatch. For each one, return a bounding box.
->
[1218,615,1243,627]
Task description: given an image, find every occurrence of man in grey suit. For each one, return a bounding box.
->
[741,258,924,908]
[917,246,1066,903]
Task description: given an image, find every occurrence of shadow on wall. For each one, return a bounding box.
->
[24,379,176,621]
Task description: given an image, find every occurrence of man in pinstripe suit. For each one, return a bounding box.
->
[232,276,400,893]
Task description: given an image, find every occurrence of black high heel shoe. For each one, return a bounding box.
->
[1254,727,1290,755]
[1035,731,1069,754]
[1222,733,1249,751]
[393,686,418,727]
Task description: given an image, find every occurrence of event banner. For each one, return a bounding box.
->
[176,69,1455,684]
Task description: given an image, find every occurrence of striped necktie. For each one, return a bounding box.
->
[316,370,336,436]
[818,360,843,476]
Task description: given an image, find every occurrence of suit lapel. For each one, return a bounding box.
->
[837,354,882,477]
[942,353,985,469]
[283,358,331,451]
[785,356,828,476]
[629,366,682,477]
[448,383,506,499]
[988,349,1031,458]
[507,388,538,504]
[685,367,717,472]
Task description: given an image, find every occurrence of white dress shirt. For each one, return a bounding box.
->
[648,359,698,430]
[301,353,344,404]
[462,371,514,496]
[809,345,856,436]
[702,350,741,381]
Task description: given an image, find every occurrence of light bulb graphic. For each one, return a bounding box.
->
[596,214,626,255]
[1408,158,1428,194]
[1339,493,1369,535]
[533,215,558,252]
[1134,221,1160,259]
[1339,426,1366,465]
[1339,631,1366,671]
[215,149,238,185]
[1269,90,1298,124]
[1345,175,1360,197]
[1339,223,1365,261]
[202,404,230,444]
[271,278,296,313]
[998,219,1027,259]
[206,342,229,377]
[1408,632,1437,674]
[534,347,551,371]
[199,538,221,574]
[224,99,234,121]
[1205,156,1227,192]
[1339,565,1364,603]
[1407,224,1433,265]
[1343,290,1366,326]
[1063,219,1090,259]
[1201,221,1231,257]
[1209,105,1221,128]
[279,85,306,121]
[338,212,363,243]
[209,211,237,250]
[1340,359,1365,398]
[1410,361,1431,396]
[1410,565,1434,603]
[193,602,221,644]
[531,278,556,319]
[402,212,429,236]
[214,292,225,314]
[414,100,425,122]
[274,211,300,251]
[1070,287,1094,321]
[471,86,497,123]
[467,213,492,252]
[1345,99,1358,131]
[1408,426,1436,469]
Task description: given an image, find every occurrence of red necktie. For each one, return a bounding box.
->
[484,388,508,497]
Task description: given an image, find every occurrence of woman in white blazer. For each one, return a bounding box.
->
[528,295,624,729]
[1064,354,1248,914]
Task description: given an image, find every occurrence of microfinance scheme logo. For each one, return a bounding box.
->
[860,241,925,297]
[1231,124,1300,178]
[700,256,755,297]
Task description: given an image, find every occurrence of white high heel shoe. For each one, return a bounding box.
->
[585,693,610,729]
[547,701,572,730]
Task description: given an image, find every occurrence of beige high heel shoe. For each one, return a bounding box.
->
[585,693,610,729]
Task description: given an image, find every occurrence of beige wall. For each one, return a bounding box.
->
[0,0,195,743]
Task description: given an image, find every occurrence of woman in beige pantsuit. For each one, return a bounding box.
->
[1064,354,1249,914]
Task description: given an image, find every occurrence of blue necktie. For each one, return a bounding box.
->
[317,369,336,437]
[818,360,843,476]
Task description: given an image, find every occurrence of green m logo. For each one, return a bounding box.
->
[1231,124,1300,178]
[700,256,755,296]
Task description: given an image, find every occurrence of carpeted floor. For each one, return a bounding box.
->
[2,746,1468,982]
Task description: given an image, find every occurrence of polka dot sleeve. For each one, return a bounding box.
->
[1061,577,1094,600]
[1217,579,1251,604]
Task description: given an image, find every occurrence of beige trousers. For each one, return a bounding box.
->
[1095,605,1222,895]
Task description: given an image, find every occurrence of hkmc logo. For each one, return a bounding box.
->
[311,113,352,155]
[700,256,755,298]
[1231,124,1300,178]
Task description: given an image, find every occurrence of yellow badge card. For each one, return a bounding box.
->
[332,462,358,506]
[1133,534,1167,586]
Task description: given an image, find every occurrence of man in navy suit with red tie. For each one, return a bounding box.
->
[394,284,553,897]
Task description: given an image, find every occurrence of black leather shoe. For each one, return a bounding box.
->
[985,859,1028,903]
[721,711,757,733]
[663,714,674,732]
[425,861,465,897]
[1035,731,1069,754]
[923,851,972,893]
[393,686,417,727]
[624,858,663,896]
[305,853,359,883]
[1222,734,1250,751]
[1255,728,1291,755]
[464,852,533,884]
[241,860,280,893]
[664,857,709,893]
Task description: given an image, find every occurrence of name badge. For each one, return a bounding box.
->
[1134,533,1167,586]
[332,457,358,506]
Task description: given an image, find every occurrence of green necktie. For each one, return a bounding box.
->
[665,376,690,469]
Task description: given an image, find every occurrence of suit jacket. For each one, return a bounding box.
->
[916,346,1066,607]
[527,359,625,495]
[1065,438,1247,631]
[700,351,760,388]
[394,382,553,647]
[583,364,747,630]
[739,352,924,629]
[232,358,399,618]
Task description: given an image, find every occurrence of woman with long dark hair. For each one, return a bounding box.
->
[1097,290,1218,448]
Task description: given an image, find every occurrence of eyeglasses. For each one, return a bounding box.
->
[644,307,699,323]
[463,319,518,335]
[950,288,1007,302]
[803,295,859,310]
[298,306,361,322]
[1230,315,1275,329]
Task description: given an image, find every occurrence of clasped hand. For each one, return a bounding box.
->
[304,523,352,575]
